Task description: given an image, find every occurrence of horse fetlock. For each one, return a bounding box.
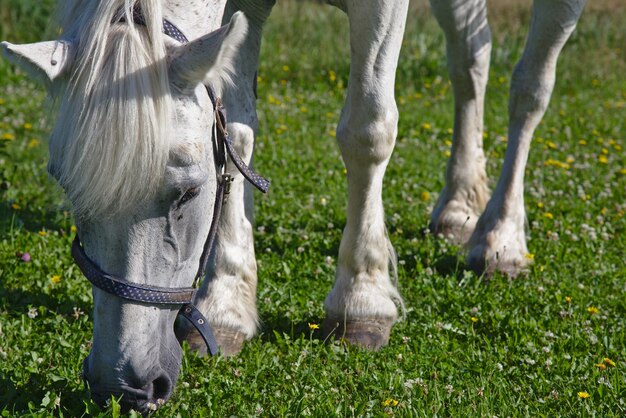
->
[430,180,489,242]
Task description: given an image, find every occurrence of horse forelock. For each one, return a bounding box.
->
[49,0,177,219]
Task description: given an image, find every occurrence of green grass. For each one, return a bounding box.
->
[1,1,625,416]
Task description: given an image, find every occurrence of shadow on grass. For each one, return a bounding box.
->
[0,202,71,237]
[0,374,89,415]
[0,282,90,316]
[258,314,320,344]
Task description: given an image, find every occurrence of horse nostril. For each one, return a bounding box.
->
[151,374,172,402]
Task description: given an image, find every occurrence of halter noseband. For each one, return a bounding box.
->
[72,13,269,357]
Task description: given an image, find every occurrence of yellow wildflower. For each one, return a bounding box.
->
[565,296,572,304]
[604,357,616,367]
[38,230,48,237]
[50,275,61,284]
[470,316,478,323]
[308,323,319,330]
[282,65,290,72]
[27,139,40,149]
[444,150,451,157]
[543,212,554,220]
[598,155,608,164]
[619,168,626,175]
[595,363,607,371]
[71,225,77,233]
[382,399,399,407]
[420,191,430,202]
[577,391,590,399]
[1,133,15,141]
[11,203,21,210]
[328,70,337,82]
[23,123,33,130]
[524,253,535,260]
[579,139,587,145]
[421,122,431,130]
[537,202,544,208]
[587,306,599,315]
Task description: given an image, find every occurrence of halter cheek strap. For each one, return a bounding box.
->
[71,14,270,357]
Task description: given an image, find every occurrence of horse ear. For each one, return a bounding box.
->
[1,40,76,83]
[169,11,248,88]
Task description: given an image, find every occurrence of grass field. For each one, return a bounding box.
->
[1,0,625,416]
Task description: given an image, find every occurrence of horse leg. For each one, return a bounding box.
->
[322,0,409,349]
[467,0,586,276]
[175,0,274,356]
[428,0,491,244]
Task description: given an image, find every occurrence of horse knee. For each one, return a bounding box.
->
[336,105,398,166]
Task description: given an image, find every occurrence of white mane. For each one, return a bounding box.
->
[49,0,171,219]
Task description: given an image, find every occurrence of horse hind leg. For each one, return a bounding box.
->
[428,0,492,244]
[322,0,409,349]
[467,0,586,276]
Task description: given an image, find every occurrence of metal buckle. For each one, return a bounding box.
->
[222,173,234,195]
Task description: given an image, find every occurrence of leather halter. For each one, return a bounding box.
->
[72,13,269,356]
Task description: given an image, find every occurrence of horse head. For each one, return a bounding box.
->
[2,2,247,413]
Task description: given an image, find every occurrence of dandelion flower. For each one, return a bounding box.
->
[577,391,590,399]
[1,133,15,141]
[470,316,478,323]
[604,357,616,367]
[420,191,430,202]
[38,230,48,237]
[308,323,319,330]
[382,399,398,407]
[50,275,61,285]
[543,212,554,219]
[565,296,572,304]
[587,306,599,315]
[595,363,607,370]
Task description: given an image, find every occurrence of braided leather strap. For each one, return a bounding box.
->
[72,236,196,304]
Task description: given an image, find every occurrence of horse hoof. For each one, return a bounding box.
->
[175,324,245,357]
[213,327,246,357]
[467,253,530,278]
[322,317,393,350]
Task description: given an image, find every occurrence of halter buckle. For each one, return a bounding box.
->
[222,173,234,195]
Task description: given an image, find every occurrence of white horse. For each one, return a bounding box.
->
[1,0,586,412]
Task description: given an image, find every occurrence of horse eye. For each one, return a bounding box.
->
[179,187,200,205]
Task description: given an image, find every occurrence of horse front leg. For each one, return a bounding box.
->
[176,0,274,356]
[428,0,492,244]
[467,0,586,276]
[322,0,409,349]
